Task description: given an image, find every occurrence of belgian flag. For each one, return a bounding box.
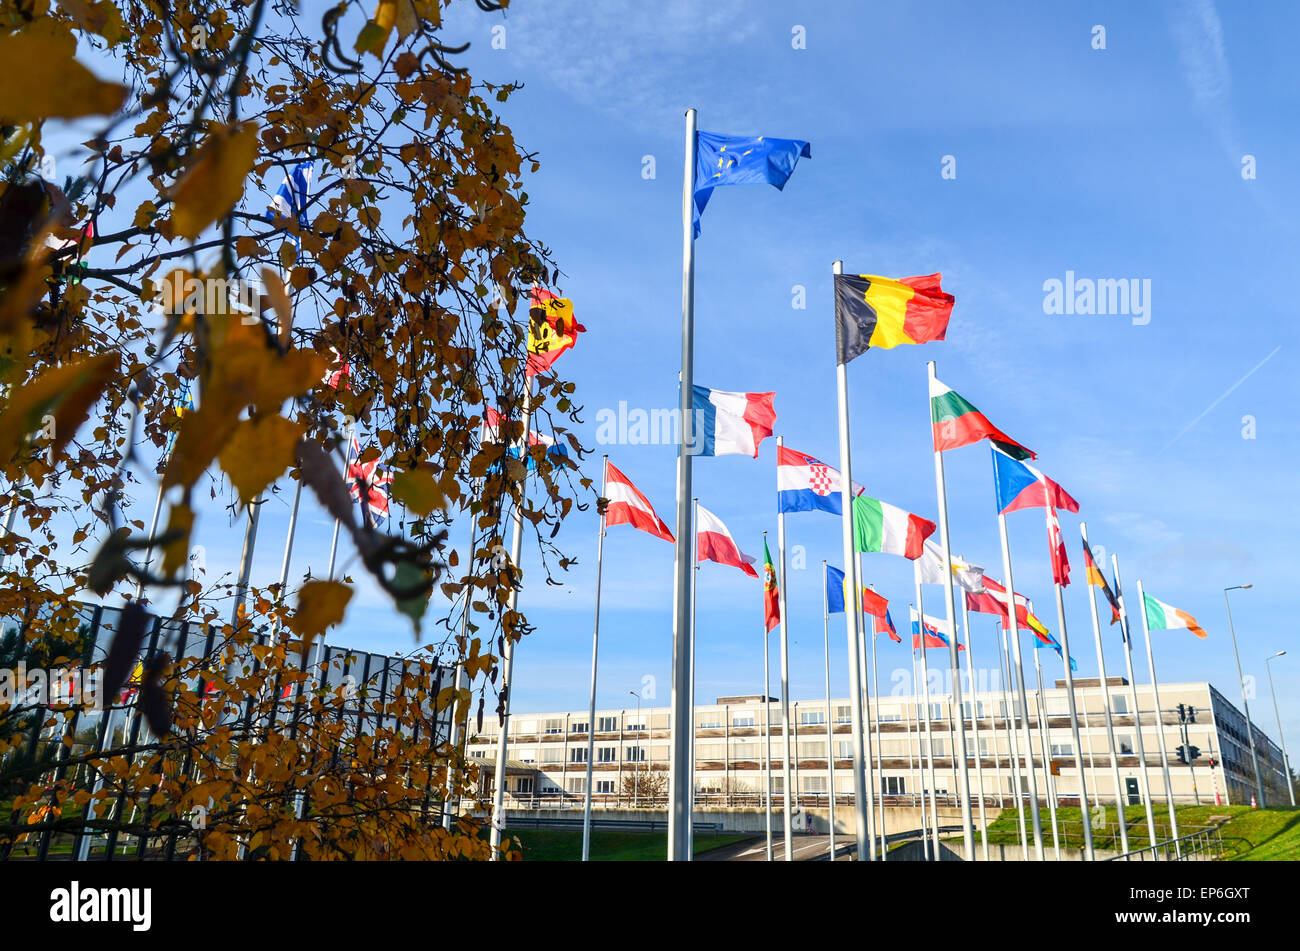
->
[833,273,954,365]
[1082,537,1122,625]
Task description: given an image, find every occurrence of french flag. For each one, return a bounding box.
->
[992,448,1079,514]
[696,504,758,577]
[690,385,776,457]
[777,445,864,515]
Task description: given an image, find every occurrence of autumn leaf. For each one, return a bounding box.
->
[0,353,118,478]
[260,266,294,346]
[390,468,446,517]
[287,580,353,649]
[0,29,128,123]
[218,415,305,506]
[169,122,261,240]
[160,503,195,576]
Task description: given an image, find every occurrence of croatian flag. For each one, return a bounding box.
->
[777,445,864,515]
[346,435,393,527]
[690,385,776,457]
[992,448,1079,514]
[696,504,758,577]
[604,461,674,543]
[909,609,963,650]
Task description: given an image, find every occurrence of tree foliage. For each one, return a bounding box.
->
[0,0,590,860]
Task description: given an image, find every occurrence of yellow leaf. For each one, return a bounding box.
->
[0,29,128,123]
[160,503,194,577]
[390,468,446,517]
[260,266,293,346]
[288,580,353,642]
[169,122,261,240]
[217,415,305,506]
[0,353,118,479]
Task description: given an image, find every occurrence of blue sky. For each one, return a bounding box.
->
[47,2,1300,750]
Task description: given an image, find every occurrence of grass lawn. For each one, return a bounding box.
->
[972,803,1300,860]
[502,828,751,861]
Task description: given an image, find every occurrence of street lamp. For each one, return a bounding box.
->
[1224,584,1265,807]
[1266,651,1296,807]
[628,690,641,808]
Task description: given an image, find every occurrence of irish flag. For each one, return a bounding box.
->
[1143,593,1207,639]
[930,377,1035,460]
[852,494,936,560]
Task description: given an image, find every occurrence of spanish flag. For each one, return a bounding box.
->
[834,273,954,365]
[1081,537,1121,625]
[526,288,586,377]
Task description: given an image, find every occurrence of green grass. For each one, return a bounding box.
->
[973,803,1300,859]
[502,828,751,861]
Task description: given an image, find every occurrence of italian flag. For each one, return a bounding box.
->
[852,494,936,560]
[1143,593,1207,639]
[930,377,1035,460]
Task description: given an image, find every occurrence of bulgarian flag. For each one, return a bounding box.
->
[1143,593,1207,639]
[852,494,936,560]
[930,377,1035,460]
[763,539,780,632]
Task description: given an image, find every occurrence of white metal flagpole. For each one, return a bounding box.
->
[1135,576,1181,846]
[688,497,699,860]
[1110,552,1159,847]
[926,361,975,860]
[326,419,357,580]
[994,504,1046,859]
[909,649,927,857]
[775,438,794,861]
[869,583,888,860]
[831,260,871,860]
[1078,520,1130,855]
[1031,635,1062,859]
[489,374,537,857]
[822,561,837,859]
[913,576,940,860]
[958,583,989,861]
[762,528,774,862]
[997,618,1028,849]
[855,552,878,860]
[667,106,699,863]
[581,456,609,861]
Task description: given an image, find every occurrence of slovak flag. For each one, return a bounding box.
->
[992,448,1079,514]
[695,504,758,578]
[689,385,776,458]
[909,609,963,651]
[346,435,393,527]
[777,445,864,515]
[604,461,674,542]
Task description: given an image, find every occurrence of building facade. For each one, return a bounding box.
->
[466,677,1292,810]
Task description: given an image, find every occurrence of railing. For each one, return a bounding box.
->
[473,791,1004,811]
[1106,826,1224,862]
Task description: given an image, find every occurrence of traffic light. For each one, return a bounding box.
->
[1187,745,1201,761]
[1208,757,1218,770]
[1176,745,1187,764]
[1176,703,1185,721]
[1187,706,1197,723]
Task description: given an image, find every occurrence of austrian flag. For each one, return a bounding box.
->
[603,462,674,543]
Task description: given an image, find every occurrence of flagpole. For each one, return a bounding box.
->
[869,584,888,860]
[326,420,357,580]
[489,374,537,857]
[996,618,1028,849]
[912,579,940,860]
[822,561,837,859]
[926,362,975,860]
[1031,636,1062,859]
[831,260,871,861]
[581,456,609,861]
[762,530,773,862]
[994,507,1046,859]
[688,497,699,860]
[1078,521,1131,855]
[855,552,878,860]
[444,481,482,832]
[666,106,699,864]
[1134,575,1182,848]
[1047,530,1094,860]
[774,439,795,861]
[958,583,989,861]
[909,649,927,857]
[1109,553,1159,848]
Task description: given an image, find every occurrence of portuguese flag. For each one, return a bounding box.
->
[763,538,780,632]
[834,273,954,365]
[930,377,1035,459]
[1143,593,1207,639]
[852,494,936,560]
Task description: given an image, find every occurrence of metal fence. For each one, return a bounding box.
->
[1106,826,1225,862]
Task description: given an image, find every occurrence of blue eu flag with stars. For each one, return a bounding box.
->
[692,131,811,238]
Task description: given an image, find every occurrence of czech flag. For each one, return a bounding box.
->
[992,448,1078,514]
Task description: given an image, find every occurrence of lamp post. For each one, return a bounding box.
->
[1266,651,1296,807]
[629,690,642,808]
[1224,584,1265,808]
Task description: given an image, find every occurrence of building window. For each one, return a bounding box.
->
[541,781,560,794]
[1118,735,1134,755]
[835,741,853,758]
[626,720,646,733]
[566,777,586,793]
[1051,742,1074,756]
[541,748,563,764]
[597,746,617,763]
[596,780,615,794]
[800,711,826,726]
[732,742,759,759]
[1112,696,1128,715]
[570,747,588,763]
[696,743,725,760]
[732,714,755,727]
[513,777,534,793]
[570,721,588,734]
[598,716,618,732]
[470,748,488,759]
[882,776,906,795]
[802,776,828,793]
[626,746,646,762]
[928,703,943,720]
[698,715,723,728]
[543,718,563,734]
[518,750,537,763]
[800,741,827,759]
[835,705,852,723]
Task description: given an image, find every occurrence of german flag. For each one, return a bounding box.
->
[834,273,954,365]
[1082,538,1121,625]
[526,288,586,377]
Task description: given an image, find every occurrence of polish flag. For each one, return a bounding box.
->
[604,461,674,543]
[696,504,758,578]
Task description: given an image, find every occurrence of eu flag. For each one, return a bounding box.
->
[692,131,810,237]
